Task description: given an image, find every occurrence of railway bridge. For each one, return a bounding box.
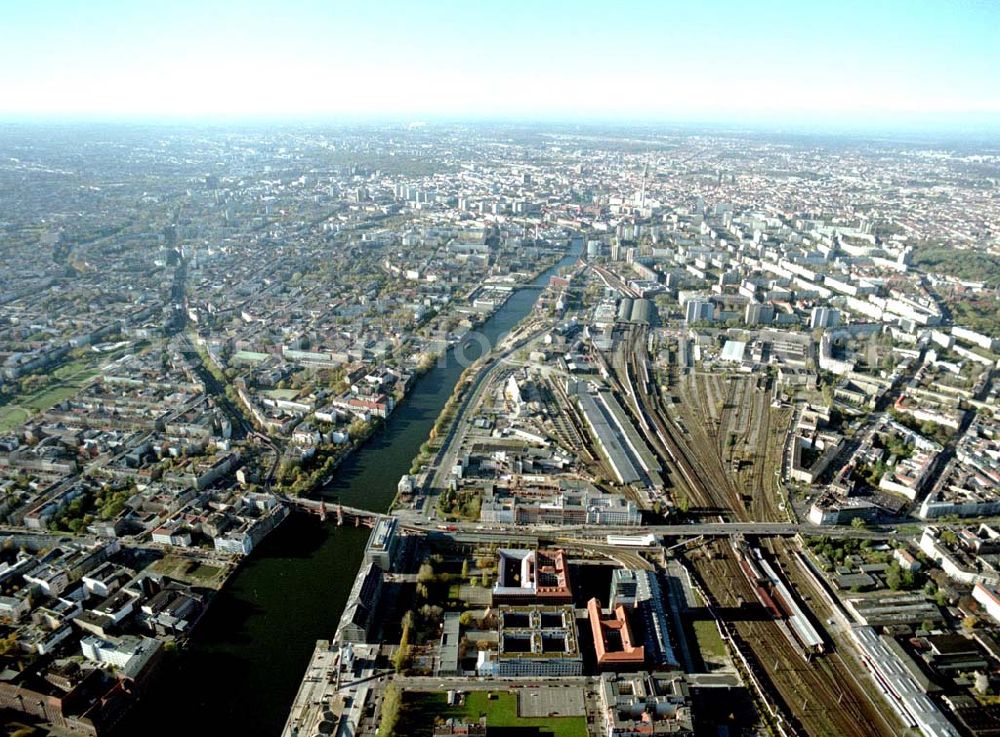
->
[280,496,384,527]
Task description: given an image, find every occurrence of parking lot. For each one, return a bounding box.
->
[518,686,585,717]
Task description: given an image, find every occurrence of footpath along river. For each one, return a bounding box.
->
[116,244,580,736]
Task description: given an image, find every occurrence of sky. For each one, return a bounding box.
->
[1,0,998,127]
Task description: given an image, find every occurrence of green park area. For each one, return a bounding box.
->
[0,371,97,432]
[0,381,88,433]
[0,352,119,433]
[400,691,587,737]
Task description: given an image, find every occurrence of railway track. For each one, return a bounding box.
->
[610,326,712,511]
[691,544,895,737]
[589,262,641,299]
[670,371,747,517]
[746,393,795,523]
[716,375,740,459]
[608,327,748,521]
[598,328,896,736]
[541,376,591,459]
[765,537,904,736]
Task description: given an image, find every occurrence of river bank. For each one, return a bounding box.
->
[115,242,581,737]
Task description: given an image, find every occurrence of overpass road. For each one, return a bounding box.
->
[272,496,961,543]
[391,517,931,540]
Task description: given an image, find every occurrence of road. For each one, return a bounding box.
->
[180,335,254,440]
[422,319,553,507]
[397,675,590,690]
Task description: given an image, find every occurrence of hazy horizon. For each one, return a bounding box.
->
[1,114,998,145]
[2,0,998,129]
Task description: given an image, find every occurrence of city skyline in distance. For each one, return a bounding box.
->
[2,0,999,131]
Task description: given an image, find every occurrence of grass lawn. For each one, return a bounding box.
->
[187,562,226,581]
[0,352,107,432]
[692,618,727,659]
[262,388,301,400]
[52,357,99,381]
[22,384,81,411]
[402,692,587,737]
[0,407,30,433]
[147,556,228,589]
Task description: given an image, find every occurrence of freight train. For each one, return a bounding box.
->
[733,538,826,659]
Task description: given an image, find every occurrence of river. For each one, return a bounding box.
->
[116,243,579,736]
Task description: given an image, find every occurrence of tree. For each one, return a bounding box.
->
[377,684,402,737]
[963,615,979,631]
[417,562,435,584]
[0,633,18,656]
[392,621,411,673]
[348,418,371,441]
[850,516,867,529]
[401,610,415,632]
[420,604,444,627]
[885,562,902,591]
